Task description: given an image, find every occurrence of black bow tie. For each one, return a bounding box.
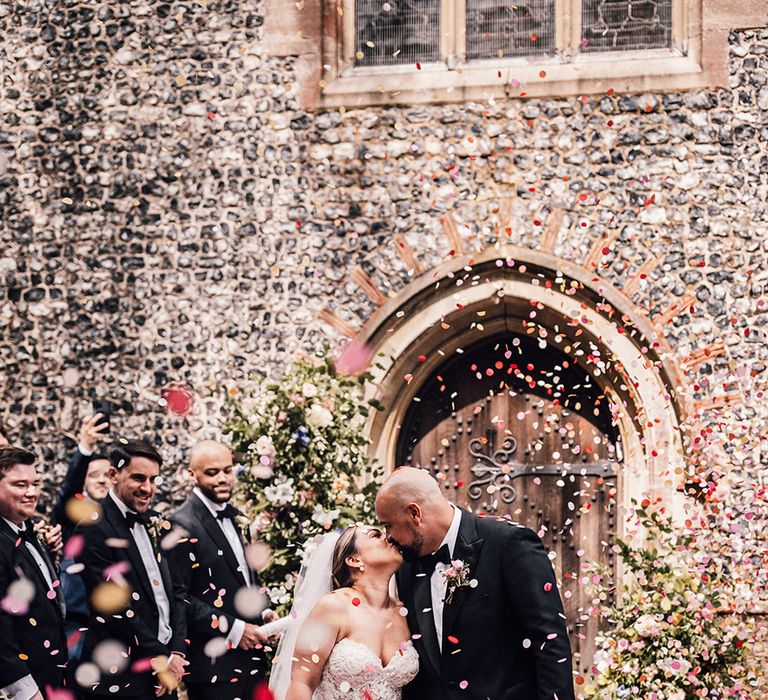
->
[18,524,39,547]
[215,504,239,521]
[419,543,451,575]
[124,511,149,529]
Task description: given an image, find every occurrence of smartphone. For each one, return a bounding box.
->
[92,399,118,432]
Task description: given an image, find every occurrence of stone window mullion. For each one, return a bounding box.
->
[450,0,467,67]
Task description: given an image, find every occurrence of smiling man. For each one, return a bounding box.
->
[0,445,68,700]
[168,440,268,700]
[74,439,187,699]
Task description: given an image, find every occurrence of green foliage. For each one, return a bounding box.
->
[223,353,383,613]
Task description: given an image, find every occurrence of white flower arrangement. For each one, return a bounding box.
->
[224,352,383,619]
[264,478,296,507]
[311,504,341,530]
[581,503,754,699]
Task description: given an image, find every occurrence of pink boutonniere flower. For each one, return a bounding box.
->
[440,559,478,604]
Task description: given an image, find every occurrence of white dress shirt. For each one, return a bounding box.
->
[430,504,462,651]
[108,491,172,645]
[192,488,249,648]
[0,518,57,700]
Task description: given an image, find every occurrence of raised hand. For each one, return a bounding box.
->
[79,413,109,453]
[36,522,63,556]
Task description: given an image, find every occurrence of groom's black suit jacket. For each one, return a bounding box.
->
[0,518,68,694]
[397,510,575,700]
[168,492,266,687]
[74,495,186,697]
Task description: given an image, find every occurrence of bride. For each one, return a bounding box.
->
[269,524,419,700]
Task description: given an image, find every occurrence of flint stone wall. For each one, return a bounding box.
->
[0,1,765,523]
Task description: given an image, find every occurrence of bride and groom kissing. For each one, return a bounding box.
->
[269,467,576,700]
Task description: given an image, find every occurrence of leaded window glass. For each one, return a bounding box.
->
[466,1,555,60]
[355,0,441,67]
[581,0,673,52]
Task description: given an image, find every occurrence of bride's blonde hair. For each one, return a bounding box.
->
[331,525,359,589]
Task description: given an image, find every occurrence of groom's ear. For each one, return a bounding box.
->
[406,503,421,522]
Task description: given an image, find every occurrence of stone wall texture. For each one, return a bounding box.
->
[1,0,768,689]
[0,0,766,547]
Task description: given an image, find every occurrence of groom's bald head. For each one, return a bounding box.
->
[375,467,455,559]
[377,467,444,508]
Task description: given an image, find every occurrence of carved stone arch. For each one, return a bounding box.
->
[346,244,690,671]
[355,243,689,523]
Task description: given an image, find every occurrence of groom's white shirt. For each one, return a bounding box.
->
[430,503,462,651]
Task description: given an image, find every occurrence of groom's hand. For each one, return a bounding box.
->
[238,623,268,649]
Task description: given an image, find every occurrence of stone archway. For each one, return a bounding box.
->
[349,244,688,670]
[353,242,688,538]
[359,246,686,497]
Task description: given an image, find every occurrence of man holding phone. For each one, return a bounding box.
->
[51,412,111,691]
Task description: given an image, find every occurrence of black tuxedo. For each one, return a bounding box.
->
[398,511,575,700]
[168,491,265,698]
[51,447,94,543]
[0,518,68,696]
[73,495,186,698]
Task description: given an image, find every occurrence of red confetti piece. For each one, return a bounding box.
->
[416,62,421,70]
[207,111,216,119]
[163,384,195,416]
[544,582,553,592]
[539,70,547,78]
[352,597,361,606]
[447,635,459,644]
[418,355,427,362]
[254,684,275,700]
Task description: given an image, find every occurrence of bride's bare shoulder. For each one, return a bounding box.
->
[311,589,353,618]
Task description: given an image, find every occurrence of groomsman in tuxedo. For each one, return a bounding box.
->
[74,439,187,699]
[377,467,576,700]
[0,446,68,699]
[169,440,268,700]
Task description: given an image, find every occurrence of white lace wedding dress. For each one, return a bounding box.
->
[312,638,419,699]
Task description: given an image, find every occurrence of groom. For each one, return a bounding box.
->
[376,467,575,700]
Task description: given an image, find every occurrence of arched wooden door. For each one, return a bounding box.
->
[397,334,620,673]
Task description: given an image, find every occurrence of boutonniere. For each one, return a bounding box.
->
[441,559,477,604]
[235,513,251,541]
[147,515,170,547]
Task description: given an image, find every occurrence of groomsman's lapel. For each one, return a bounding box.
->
[191,493,250,585]
[412,564,442,675]
[442,512,484,645]
[0,519,66,617]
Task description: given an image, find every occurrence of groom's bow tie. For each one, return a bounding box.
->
[124,511,149,529]
[419,543,451,575]
[215,504,239,521]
